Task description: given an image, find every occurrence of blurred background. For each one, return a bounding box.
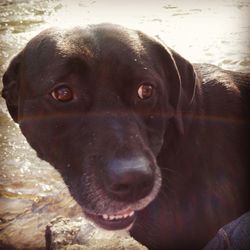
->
[0,0,249,248]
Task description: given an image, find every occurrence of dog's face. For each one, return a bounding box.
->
[2,24,196,230]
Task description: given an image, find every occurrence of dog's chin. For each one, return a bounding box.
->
[81,167,162,231]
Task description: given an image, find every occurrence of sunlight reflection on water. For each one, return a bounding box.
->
[1,0,249,74]
[43,0,250,72]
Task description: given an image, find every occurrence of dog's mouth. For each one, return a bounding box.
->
[78,165,162,230]
[84,209,137,230]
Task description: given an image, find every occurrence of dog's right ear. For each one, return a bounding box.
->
[1,52,23,123]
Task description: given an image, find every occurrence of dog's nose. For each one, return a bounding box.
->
[104,157,154,202]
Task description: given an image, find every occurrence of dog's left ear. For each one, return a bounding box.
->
[158,43,198,134]
[1,52,23,123]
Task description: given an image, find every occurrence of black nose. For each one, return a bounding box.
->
[104,157,154,202]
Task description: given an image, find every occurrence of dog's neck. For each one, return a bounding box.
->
[142,69,248,248]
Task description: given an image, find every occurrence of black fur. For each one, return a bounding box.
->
[2,23,250,249]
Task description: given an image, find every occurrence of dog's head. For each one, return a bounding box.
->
[2,23,197,230]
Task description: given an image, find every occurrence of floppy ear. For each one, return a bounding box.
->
[1,52,23,123]
[160,44,198,134]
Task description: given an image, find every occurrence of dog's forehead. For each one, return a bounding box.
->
[23,25,150,68]
[19,25,164,98]
[58,24,146,58]
[21,25,159,93]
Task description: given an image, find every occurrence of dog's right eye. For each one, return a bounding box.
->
[51,85,74,102]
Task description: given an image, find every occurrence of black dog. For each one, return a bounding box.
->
[2,23,250,249]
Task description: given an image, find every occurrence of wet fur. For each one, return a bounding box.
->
[2,23,250,249]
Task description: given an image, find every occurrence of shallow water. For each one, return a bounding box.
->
[0,0,249,248]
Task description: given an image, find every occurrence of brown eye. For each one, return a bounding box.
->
[138,84,153,100]
[51,85,73,102]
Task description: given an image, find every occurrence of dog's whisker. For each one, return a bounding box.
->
[160,167,178,174]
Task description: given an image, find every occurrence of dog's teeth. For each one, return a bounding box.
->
[102,214,109,220]
[109,215,115,220]
[129,211,134,217]
[102,211,135,221]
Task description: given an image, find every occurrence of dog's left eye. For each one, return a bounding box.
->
[138,84,154,100]
[51,85,74,102]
